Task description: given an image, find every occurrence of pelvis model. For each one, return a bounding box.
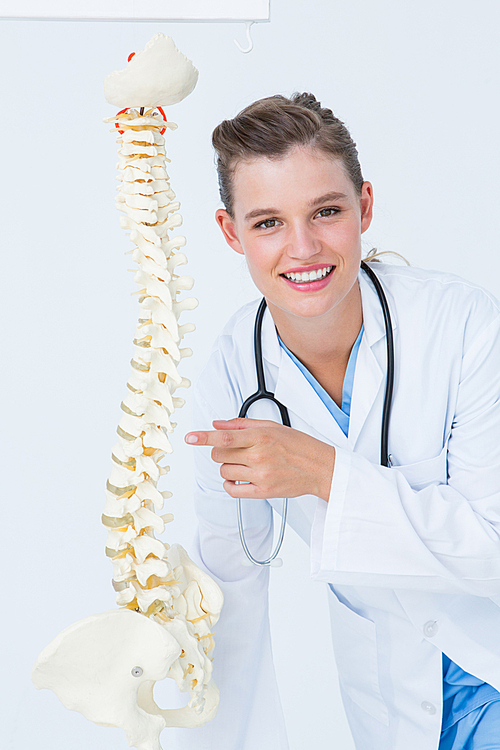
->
[32,34,223,750]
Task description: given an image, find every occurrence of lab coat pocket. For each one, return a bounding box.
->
[393,445,448,490]
[327,586,389,725]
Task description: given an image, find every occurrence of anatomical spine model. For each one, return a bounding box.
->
[32,34,223,750]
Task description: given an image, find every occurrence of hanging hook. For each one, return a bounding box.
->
[234,21,255,54]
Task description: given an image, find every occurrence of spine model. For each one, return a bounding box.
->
[104,105,215,709]
[32,35,223,750]
[105,110,191,611]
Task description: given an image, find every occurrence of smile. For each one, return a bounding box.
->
[282,266,334,283]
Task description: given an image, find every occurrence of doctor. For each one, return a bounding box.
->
[184,93,500,749]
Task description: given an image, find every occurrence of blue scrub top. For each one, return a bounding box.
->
[278,326,500,743]
[278,324,364,437]
[440,653,500,747]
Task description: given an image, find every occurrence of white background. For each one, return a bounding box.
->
[0,0,270,21]
[3,2,500,749]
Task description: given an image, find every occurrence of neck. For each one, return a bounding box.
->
[267,281,363,369]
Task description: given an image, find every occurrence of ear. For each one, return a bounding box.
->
[360,182,374,233]
[215,209,245,256]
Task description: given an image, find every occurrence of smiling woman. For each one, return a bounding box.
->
[181,93,500,750]
[215,148,371,371]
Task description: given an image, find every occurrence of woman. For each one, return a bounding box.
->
[183,93,500,749]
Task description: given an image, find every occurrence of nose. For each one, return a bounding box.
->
[286,221,322,261]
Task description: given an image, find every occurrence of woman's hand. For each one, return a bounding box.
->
[185,418,335,502]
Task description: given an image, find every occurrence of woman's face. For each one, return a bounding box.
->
[216,145,373,325]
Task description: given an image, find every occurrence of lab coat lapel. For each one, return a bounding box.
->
[348,333,383,448]
[348,270,397,449]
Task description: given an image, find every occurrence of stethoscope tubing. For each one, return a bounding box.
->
[360,261,394,467]
[237,263,394,565]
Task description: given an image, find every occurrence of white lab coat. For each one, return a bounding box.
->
[183,263,500,750]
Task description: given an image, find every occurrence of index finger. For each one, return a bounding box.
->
[185,429,254,448]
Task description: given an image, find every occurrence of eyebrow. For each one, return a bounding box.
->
[244,191,349,222]
[244,206,280,222]
[309,191,349,206]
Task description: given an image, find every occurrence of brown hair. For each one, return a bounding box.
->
[212,92,364,217]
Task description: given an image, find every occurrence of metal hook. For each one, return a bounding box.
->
[234,21,255,54]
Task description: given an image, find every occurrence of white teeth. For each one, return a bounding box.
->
[283,266,333,283]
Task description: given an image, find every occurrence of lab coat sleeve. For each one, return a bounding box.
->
[176,369,289,750]
[311,313,500,596]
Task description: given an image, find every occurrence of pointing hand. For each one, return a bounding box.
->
[185,418,335,502]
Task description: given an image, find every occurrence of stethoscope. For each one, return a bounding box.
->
[236,261,395,566]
